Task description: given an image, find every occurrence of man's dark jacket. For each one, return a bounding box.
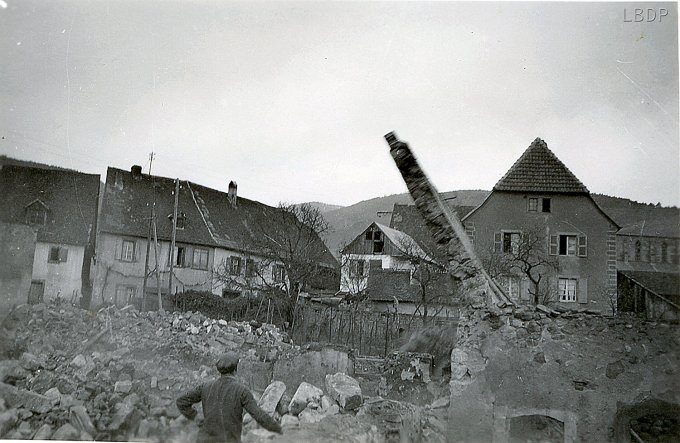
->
[176,374,282,443]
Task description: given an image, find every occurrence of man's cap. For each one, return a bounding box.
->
[216,352,240,374]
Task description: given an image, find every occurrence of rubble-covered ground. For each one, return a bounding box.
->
[0,302,448,442]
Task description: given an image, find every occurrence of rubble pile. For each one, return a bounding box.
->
[0,302,297,441]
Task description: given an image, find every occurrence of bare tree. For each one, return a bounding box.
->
[481,224,558,306]
[398,238,452,325]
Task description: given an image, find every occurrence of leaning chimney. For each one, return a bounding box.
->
[228,181,237,207]
[131,165,143,180]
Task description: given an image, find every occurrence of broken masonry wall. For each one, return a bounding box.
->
[0,222,36,317]
[31,242,85,303]
[447,306,680,442]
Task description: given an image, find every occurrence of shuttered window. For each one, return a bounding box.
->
[577,235,587,257]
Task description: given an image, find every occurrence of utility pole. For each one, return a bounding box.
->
[168,178,179,298]
[142,152,155,310]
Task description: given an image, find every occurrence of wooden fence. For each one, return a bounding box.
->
[291,300,458,357]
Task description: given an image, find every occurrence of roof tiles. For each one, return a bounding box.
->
[494,138,589,194]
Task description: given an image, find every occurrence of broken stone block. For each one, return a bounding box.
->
[606,360,625,379]
[70,405,96,436]
[52,423,80,440]
[114,380,133,394]
[320,395,336,412]
[71,354,87,368]
[0,360,29,384]
[109,394,140,431]
[258,381,286,416]
[324,404,340,416]
[288,382,323,416]
[0,383,52,414]
[325,373,363,411]
[17,420,32,438]
[280,415,299,427]
[298,408,324,424]
[33,423,53,440]
[429,397,450,409]
[44,387,62,405]
[151,376,158,389]
[19,353,43,371]
[0,409,18,438]
[534,351,546,364]
[276,393,290,416]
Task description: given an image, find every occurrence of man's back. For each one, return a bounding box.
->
[177,374,282,443]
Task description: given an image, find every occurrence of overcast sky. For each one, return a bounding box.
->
[1,1,678,207]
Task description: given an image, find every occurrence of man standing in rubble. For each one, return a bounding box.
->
[176,352,282,443]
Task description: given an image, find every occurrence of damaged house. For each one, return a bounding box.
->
[339,222,455,317]
[0,165,100,307]
[93,166,338,307]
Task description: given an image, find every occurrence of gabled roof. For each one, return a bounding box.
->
[99,167,338,268]
[374,222,431,261]
[0,165,100,246]
[493,138,589,194]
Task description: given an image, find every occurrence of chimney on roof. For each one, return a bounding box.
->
[131,165,143,180]
[228,181,237,207]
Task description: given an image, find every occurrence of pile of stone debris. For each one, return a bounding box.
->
[0,302,448,442]
[0,302,301,441]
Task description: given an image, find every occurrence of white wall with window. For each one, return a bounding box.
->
[31,242,84,302]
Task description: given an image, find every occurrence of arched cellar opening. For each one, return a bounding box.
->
[508,415,564,443]
[613,399,680,442]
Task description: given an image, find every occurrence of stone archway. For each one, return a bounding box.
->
[612,398,680,442]
[493,406,578,443]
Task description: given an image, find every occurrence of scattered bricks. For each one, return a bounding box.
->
[258,381,286,416]
[33,423,53,440]
[606,360,625,379]
[70,405,96,436]
[288,382,323,416]
[325,373,363,411]
[0,382,52,414]
[0,409,18,438]
[114,380,133,394]
[281,415,299,427]
[52,423,80,440]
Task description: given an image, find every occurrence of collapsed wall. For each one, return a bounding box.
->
[447,304,680,442]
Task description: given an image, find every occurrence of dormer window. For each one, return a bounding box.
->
[365,228,384,254]
[168,212,186,230]
[176,212,186,230]
[25,200,48,226]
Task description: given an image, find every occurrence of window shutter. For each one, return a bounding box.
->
[115,239,122,260]
[133,241,139,262]
[578,278,588,304]
[578,235,587,257]
[494,232,501,252]
[59,247,68,262]
[549,235,558,255]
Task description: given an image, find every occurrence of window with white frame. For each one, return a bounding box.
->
[349,259,366,278]
[192,248,209,270]
[559,235,577,256]
[273,264,285,282]
[229,256,242,275]
[528,197,538,212]
[121,240,135,262]
[558,278,577,302]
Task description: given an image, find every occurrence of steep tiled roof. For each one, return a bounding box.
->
[99,167,338,268]
[619,270,679,299]
[493,138,589,194]
[0,165,100,246]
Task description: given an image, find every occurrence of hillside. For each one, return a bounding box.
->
[319,190,490,257]
[318,191,679,258]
